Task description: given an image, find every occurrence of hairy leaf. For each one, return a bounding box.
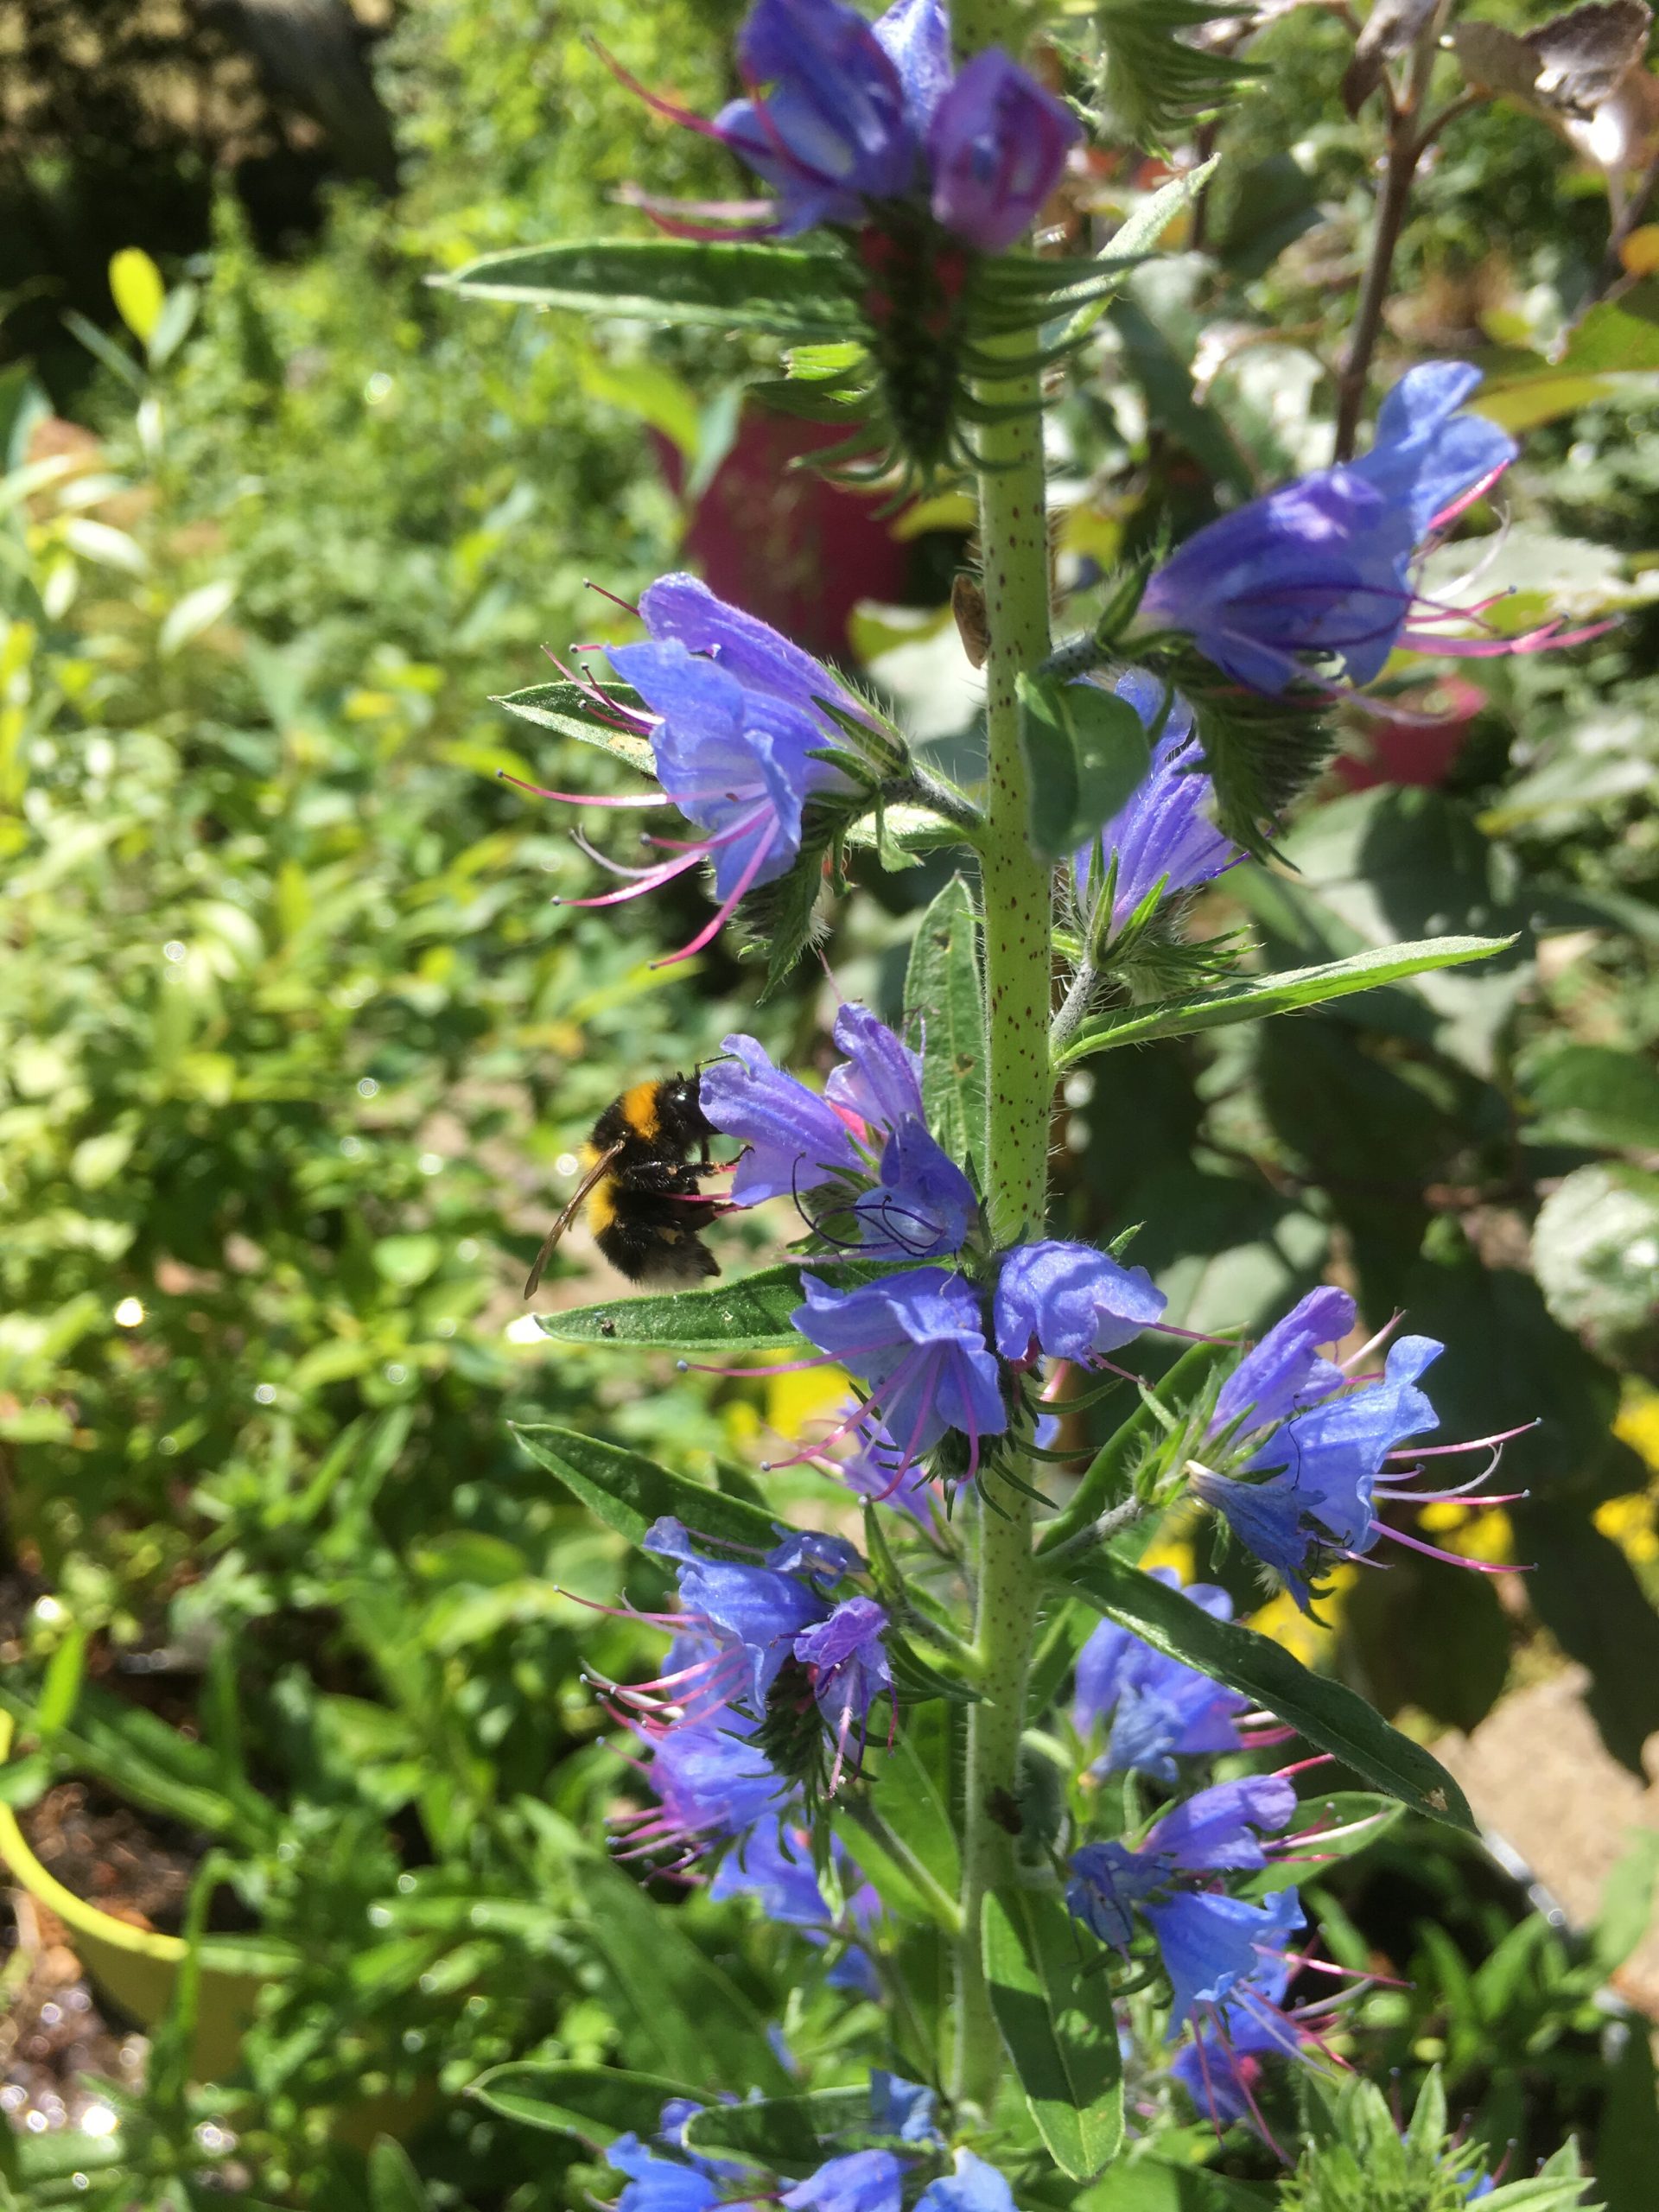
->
[510,1424,782,1552]
[444,239,850,337]
[983,1885,1123,2178]
[905,874,987,1169]
[1054,938,1512,1067]
[469,2063,700,2145]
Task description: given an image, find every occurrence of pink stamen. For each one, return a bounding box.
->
[557,849,708,906]
[497,771,664,810]
[1370,1521,1528,1573]
[582,579,641,618]
[1429,458,1510,531]
[1389,1421,1538,1459]
[651,817,777,969]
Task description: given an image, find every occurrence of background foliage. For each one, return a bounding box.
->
[0,0,1656,2204]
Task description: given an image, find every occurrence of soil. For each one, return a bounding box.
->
[0,1892,145,2139]
[16,1780,257,1939]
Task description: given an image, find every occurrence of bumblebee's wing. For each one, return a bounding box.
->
[524,1141,626,1299]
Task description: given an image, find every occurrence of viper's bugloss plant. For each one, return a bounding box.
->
[458,0,1611,2197]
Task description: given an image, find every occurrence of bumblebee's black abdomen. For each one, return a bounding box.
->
[594,1189,721,1283]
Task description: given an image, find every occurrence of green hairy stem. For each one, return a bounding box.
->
[950,330,1054,2102]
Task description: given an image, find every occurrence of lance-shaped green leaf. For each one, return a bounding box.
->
[468,2063,701,2145]
[1053,937,1512,1068]
[443,239,850,337]
[575,1857,796,2092]
[511,1425,781,1553]
[537,1262,805,1350]
[537,1260,907,1352]
[983,1885,1123,2180]
[493,680,655,772]
[1019,671,1150,862]
[683,2090,873,2170]
[1054,159,1221,346]
[904,874,987,1169]
[1050,1552,1475,1828]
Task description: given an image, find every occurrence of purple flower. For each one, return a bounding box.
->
[1144,1775,1298,1872]
[1192,1335,1450,1609]
[530,576,861,967]
[793,1594,893,1777]
[927,48,1079,252]
[1065,1839,1162,1949]
[700,1036,861,1206]
[1138,364,1522,694]
[1067,1780,1305,2031]
[720,0,921,234]
[1073,671,1239,931]
[701,1003,976,1261]
[783,2151,907,2212]
[914,2152,1019,2212]
[645,1516,831,1707]
[658,0,1077,252]
[994,1237,1166,1365]
[1211,1286,1355,1437]
[1170,1955,1305,2130]
[793,1268,1007,1479]
[618,1712,785,1868]
[832,1414,939,1523]
[1072,1568,1251,1784]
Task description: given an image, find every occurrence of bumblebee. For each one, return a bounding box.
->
[524,1073,721,1296]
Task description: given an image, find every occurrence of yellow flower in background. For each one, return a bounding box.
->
[720,1351,851,1459]
[1247,1566,1356,1669]
[1595,1386,1659,1568]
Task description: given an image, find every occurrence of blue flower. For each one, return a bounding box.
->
[607,2137,721,2212]
[700,1035,861,1207]
[1137,364,1518,694]
[531,576,862,965]
[710,1818,885,1990]
[1211,1286,1355,1437]
[1073,671,1238,931]
[993,1237,1166,1365]
[622,1711,785,1865]
[1072,1569,1250,1784]
[868,2069,941,2145]
[685,0,1077,251]
[793,1268,1007,1478]
[720,0,922,234]
[782,2150,907,2212]
[1067,1782,1305,2031]
[1148,1886,1306,2036]
[914,2151,1020,2212]
[1142,1775,1298,1872]
[645,1516,832,1707]
[1192,1336,1444,1609]
[1065,1839,1163,1949]
[1170,1955,1303,2129]
[701,1003,976,1261]
[709,1816,832,1928]
[766,1529,866,1584]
